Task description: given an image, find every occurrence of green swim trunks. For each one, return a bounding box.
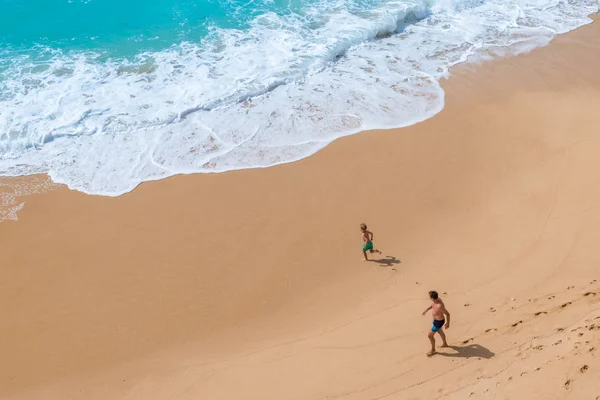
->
[362,241,374,252]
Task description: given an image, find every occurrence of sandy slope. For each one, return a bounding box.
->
[1,17,600,400]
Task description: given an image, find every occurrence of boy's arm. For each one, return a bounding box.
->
[443,306,451,328]
[422,305,432,316]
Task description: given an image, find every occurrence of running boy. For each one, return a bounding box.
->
[422,290,450,356]
[360,223,381,261]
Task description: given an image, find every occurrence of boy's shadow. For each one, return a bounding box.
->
[437,344,495,359]
[369,255,401,267]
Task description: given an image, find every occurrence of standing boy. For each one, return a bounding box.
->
[422,290,450,356]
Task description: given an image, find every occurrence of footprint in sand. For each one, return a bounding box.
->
[590,280,597,284]
[589,347,596,353]
[560,302,572,308]
[564,380,572,390]
[534,367,541,372]
[553,340,562,346]
[462,338,474,344]
[583,292,596,297]
[567,286,575,290]
[511,320,523,327]
[533,345,544,351]
[578,332,585,337]
[485,328,497,333]
[464,303,471,307]
[556,327,565,332]
[534,311,548,316]
[579,365,589,373]
[548,295,556,300]
[489,307,496,313]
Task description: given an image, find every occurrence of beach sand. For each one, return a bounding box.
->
[2,18,600,400]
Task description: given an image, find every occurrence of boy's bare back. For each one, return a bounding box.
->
[430,299,446,320]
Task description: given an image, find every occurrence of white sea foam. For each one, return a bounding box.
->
[0,176,57,221]
[0,0,598,196]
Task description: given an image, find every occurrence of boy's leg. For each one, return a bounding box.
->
[438,329,449,347]
[363,250,369,261]
[427,331,436,356]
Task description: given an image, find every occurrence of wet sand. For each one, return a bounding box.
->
[1,17,600,400]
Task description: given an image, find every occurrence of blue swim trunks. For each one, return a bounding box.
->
[431,319,445,332]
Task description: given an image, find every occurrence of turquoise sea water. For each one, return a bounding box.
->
[0,0,598,196]
[2,0,261,53]
[1,0,379,55]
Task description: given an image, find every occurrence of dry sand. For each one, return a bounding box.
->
[2,18,600,400]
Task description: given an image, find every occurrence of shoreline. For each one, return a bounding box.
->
[2,16,600,400]
[1,8,597,198]
[1,13,598,202]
